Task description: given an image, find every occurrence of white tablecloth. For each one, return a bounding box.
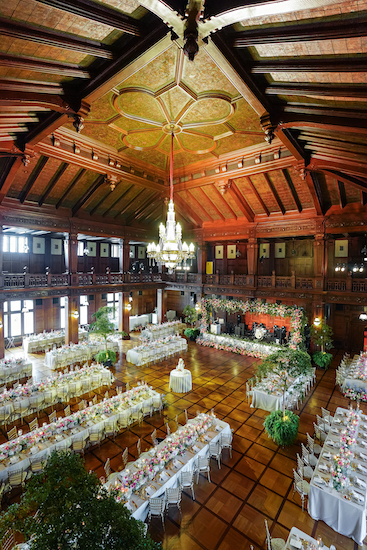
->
[126,338,187,366]
[23,330,88,354]
[105,417,230,522]
[129,314,151,331]
[45,342,119,370]
[308,407,367,545]
[199,332,282,356]
[169,369,192,393]
[0,361,32,384]
[251,374,312,412]
[285,527,330,550]
[0,386,160,483]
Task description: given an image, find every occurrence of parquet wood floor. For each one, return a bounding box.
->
[2,339,365,550]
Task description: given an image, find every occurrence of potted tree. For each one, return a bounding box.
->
[0,450,160,550]
[183,305,199,341]
[310,319,333,369]
[89,306,126,367]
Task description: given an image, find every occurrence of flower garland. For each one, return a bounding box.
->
[197,298,304,354]
[0,384,157,461]
[0,363,113,407]
[332,409,358,491]
[109,413,215,502]
[344,388,367,402]
[196,333,280,359]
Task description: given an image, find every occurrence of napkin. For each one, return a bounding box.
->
[359,452,367,461]
[355,477,366,488]
[145,485,155,496]
[215,425,221,432]
[159,472,169,482]
[204,435,210,442]
[334,418,341,424]
[352,490,364,503]
[319,463,329,473]
[313,476,326,486]
[358,464,367,473]
[9,456,18,464]
[323,452,332,460]
[55,434,63,441]
[30,447,38,455]
[192,445,200,453]
[360,440,367,448]
[290,538,302,549]
[173,459,180,468]
[125,501,134,512]
[330,428,339,435]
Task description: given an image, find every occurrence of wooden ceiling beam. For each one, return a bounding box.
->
[35,0,141,35]
[361,191,367,206]
[252,58,367,73]
[210,184,238,220]
[186,190,214,223]
[0,17,113,59]
[0,54,90,78]
[337,180,347,209]
[143,202,162,223]
[126,192,158,224]
[322,169,367,194]
[0,78,63,95]
[275,127,307,162]
[115,189,145,219]
[89,189,115,216]
[101,185,133,217]
[278,116,367,134]
[55,168,86,209]
[198,188,225,221]
[232,15,367,47]
[305,171,325,215]
[245,176,270,217]
[38,161,68,207]
[174,194,202,227]
[285,103,367,120]
[72,174,105,216]
[19,155,48,204]
[135,196,163,222]
[266,83,367,99]
[282,169,302,213]
[226,181,254,222]
[263,174,286,215]
[0,156,22,204]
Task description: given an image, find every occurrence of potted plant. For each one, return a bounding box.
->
[184,327,200,341]
[89,306,126,367]
[310,319,333,369]
[264,409,300,447]
[0,450,160,550]
[183,305,197,327]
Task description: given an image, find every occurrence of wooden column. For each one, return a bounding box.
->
[0,302,4,360]
[64,232,78,274]
[247,237,258,275]
[157,288,167,324]
[122,240,130,273]
[43,298,53,332]
[196,242,207,284]
[118,292,130,338]
[65,295,79,345]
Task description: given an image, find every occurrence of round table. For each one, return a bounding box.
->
[169,369,192,393]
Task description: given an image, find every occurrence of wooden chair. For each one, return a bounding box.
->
[7,427,17,441]
[72,438,87,456]
[29,418,39,431]
[64,405,71,417]
[48,410,57,423]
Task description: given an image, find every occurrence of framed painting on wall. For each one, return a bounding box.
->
[335,239,348,258]
[215,245,224,259]
[275,242,286,258]
[227,245,236,259]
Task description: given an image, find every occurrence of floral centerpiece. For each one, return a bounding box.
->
[332,409,358,491]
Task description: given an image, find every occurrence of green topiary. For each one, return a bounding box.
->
[313,350,333,369]
[264,409,299,446]
[95,349,117,364]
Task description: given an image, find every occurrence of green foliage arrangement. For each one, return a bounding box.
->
[313,350,333,369]
[264,409,300,446]
[310,320,333,353]
[95,350,117,364]
[182,305,197,327]
[184,328,200,340]
[257,349,312,380]
[89,306,126,364]
[0,450,160,550]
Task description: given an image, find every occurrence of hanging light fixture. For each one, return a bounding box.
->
[147,131,195,273]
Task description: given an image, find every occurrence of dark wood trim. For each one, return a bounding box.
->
[115,189,145,219]
[252,58,367,73]
[19,155,49,204]
[126,192,158,224]
[0,78,63,95]
[35,0,141,35]
[198,188,225,221]
[101,185,133,218]
[263,173,286,215]
[232,14,367,47]
[71,174,105,216]
[306,171,325,216]
[276,127,306,162]
[227,181,254,222]
[282,169,302,213]
[174,194,202,227]
[267,83,367,99]
[0,17,113,59]
[0,53,90,78]
[38,162,68,206]
[245,176,270,216]
[322,170,367,194]
[186,190,214,223]
[210,184,238,220]
[361,191,367,206]
[55,168,86,209]
[337,180,347,209]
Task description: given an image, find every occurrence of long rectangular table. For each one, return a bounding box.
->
[308,406,367,545]
[126,337,187,366]
[45,341,119,369]
[251,373,313,412]
[285,527,330,550]
[104,415,230,522]
[23,329,88,354]
[0,360,32,385]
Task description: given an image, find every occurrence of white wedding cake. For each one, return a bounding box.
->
[176,358,185,371]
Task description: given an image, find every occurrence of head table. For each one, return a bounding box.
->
[104,413,230,522]
[308,406,367,546]
[0,384,160,483]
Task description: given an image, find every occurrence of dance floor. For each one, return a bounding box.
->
[1,338,364,550]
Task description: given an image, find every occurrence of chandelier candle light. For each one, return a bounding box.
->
[147,132,195,273]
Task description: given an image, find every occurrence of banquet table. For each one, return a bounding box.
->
[0,364,113,424]
[251,373,312,412]
[308,406,367,545]
[45,341,119,370]
[285,527,330,550]
[0,360,32,385]
[341,353,367,393]
[169,369,192,393]
[104,414,230,522]
[140,321,185,341]
[126,337,187,366]
[23,329,88,354]
[0,385,160,484]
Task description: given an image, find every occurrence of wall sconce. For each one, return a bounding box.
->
[360,313,367,321]
[0,321,3,329]
[237,158,243,169]
[255,153,262,164]
[335,263,346,272]
[73,142,80,154]
[72,310,79,319]
[125,303,132,311]
[92,150,98,161]
[84,247,89,256]
[313,317,321,327]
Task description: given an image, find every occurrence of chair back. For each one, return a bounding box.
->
[104,458,111,477]
[296,454,304,476]
[221,433,232,446]
[1,529,14,550]
[166,486,181,504]
[264,519,272,550]
[93,395,98,405]
[7,427,17,441]
[122,447,129,467]
[78,400,86,411]
[8,469,25,488]
[104,391,109,400]
[137,438,141,456]
[149,497,165,515]
[321,407,331,422]
[181,470,194,486]
[166,423,170,436]
[301,443,310,466]
[64,405,71,417]
[209,441,220,455]
[306,433,314,454]
[125,382,130,391]
[184,409,188,424]
[197,456,209,469]
[293,468,303,492]
[49,411,57,423]
[151,429,158,446]
[29,418,39,431]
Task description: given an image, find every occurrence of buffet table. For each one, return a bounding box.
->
[0,359,32,385]
[0,364,113,424]
[45,341,119,370]
[23,329,88,354]
[0,384,160,483]
[104,414,230,521]
[308,406,367,545]
[169,369,192,393]
[126,337,187,366]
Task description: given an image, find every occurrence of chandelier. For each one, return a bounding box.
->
[147,131,195,273]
